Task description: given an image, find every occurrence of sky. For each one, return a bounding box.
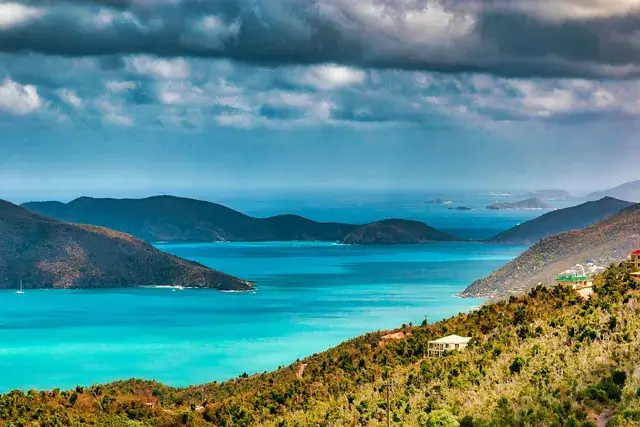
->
[1,0,640,201]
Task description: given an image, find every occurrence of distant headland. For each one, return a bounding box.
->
[486,197,553,211]
[23,196,461,245]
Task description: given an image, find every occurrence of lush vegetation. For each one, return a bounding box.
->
[2,263,640,426]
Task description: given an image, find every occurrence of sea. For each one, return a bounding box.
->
[0,191,573,392]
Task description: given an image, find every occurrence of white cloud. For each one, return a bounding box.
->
[96,99,134,127]
[126,56,190,79]
[215,113,258,129]
[83,8,144,30]
[0,78,43,115]
[57,89,83,109]
[157,81,206,106]
[294,65,366,90]
[217,95,253,112]
[506,0,640,21]
[264,92,315,108]
[0,3,45,29]
[182,15,240,49]
[340,1,476,47]
[106,81,137,93]
[156,78,242,107]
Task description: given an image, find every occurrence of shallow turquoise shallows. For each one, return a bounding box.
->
[0,241,524,392]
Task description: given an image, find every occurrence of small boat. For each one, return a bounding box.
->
[16,280,25,294]
[175,285,184,291]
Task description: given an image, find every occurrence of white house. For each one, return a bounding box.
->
[428,334,471,357]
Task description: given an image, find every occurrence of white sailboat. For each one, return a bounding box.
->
[16,280,25,294]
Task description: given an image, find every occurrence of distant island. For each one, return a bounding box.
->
[587,179,640,202]
[0,200,253,291]
[461,201,640,298]
[486,197,553,211]
[487,197,634,245]
[23,196,460,245]
[425,198,453,205]
[522,189,572,200]
[340,219,459,245]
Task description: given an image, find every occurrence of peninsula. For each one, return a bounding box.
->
[0,200,253,291]
[486,197,553,211]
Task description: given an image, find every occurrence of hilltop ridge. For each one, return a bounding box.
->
[340,218,459,244]
[587,180,640,202]
[23,195,459,244]
[487,197,634,245]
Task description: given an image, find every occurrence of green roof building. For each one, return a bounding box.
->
[556,274,592,290]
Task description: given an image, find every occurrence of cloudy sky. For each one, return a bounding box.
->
[1,0,640,200]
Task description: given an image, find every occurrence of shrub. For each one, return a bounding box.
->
[611,371,627,387]
[509,357,526,375]
[420,409,460,427]
[459,415,475,427]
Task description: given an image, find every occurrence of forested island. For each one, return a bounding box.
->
[23,196,459,245]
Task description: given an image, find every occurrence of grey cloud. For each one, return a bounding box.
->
[2,1,640,78]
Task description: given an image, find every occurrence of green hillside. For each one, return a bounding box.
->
[2,264,640,426]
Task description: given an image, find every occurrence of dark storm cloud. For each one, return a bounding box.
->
[2,0,640,79]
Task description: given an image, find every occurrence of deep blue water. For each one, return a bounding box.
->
[0,241,525,393]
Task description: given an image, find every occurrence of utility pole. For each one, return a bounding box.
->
[384,380,395,427]
[386,381,390,427]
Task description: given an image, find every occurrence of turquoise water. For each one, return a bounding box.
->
[0,241,524,393]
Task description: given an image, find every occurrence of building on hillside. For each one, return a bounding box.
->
[428,335,471,358]
[556,275,592,290]
[629,250,640,270]
[631,272,640,284]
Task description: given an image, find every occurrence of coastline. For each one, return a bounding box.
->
[0,241,521,393]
